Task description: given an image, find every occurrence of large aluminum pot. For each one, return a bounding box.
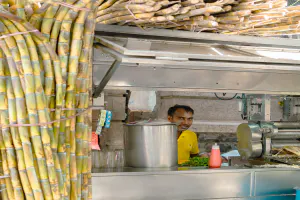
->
[124,122,177,168]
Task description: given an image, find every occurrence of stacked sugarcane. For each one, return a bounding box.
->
[96,0,239,31]
[96,0,300,36]
[222,2,300,36]
[0,0,97,199]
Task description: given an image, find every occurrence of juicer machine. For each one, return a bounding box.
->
[237,95,300,162]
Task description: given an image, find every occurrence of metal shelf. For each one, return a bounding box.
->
[95,24,300,49]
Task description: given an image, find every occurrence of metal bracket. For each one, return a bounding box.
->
[93,60,121,98]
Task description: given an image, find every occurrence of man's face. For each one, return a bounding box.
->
[168,108,194,131]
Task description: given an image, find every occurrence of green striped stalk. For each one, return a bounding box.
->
[0,179,9,200]
[0,149,9,200]
[49,0,77,50]
[69,93,78,200]
[33,37,54,107]
[31,29,65,199]
[0,45,35,200]
[58,1,92,198]
[16,20,66,200]
[77,6,96,199]
[5,72,35,200]
[87,10,96,200]
[87,51,93,200]
[15,0,26,20]
[0,2,95,199]
[0,39,44,200]
[28,9,46,29]
[2,19,59,199]
[0,53,15,200]
[67,2,93,199]
[15,19,64,200]
[0,48,19,200]
[0,148,16,200]
[0,112,24,200]
[0,151,9,200]
[40,3,60,40]
[0,24,44,200]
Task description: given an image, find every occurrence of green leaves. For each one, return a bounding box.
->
[179,157,209,167]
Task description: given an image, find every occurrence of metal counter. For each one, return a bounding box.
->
[92,167,300,200]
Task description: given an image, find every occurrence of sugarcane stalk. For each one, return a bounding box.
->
[57,1,93,199]
[0,178,9,200]
[49,0,77,50]
[233,0,287,11]
[223,5,232,12]
[15,19,64,200]
[0,148,16,200]
[206,0,236,7]
[0,48,21,200]
[100,12,155,24]
[0,151,9,200]
[65,2,94,199]
[175,5,197,15]
[24,4,34,19]
[0,29,44,200]
[0,2,95,200]
[87,27,94,200]
[181,0,201,6]
[175,6,224,20]
[97,0,169,16]
[40,3,60,39]
[156,3,181,15]
[97,3,156,16]
[15,0,26,20]
[96,9,144,22]
[0,47,35,200]
[1,19,60,200]
[217,23,236,30]
[217,16,244,24]
[97,0,118,11]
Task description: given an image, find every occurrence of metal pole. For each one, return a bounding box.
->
[93,60,121,98]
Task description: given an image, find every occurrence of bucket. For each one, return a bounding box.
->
[124,122,178,168]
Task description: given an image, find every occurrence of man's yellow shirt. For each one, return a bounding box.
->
[178,130,199,164]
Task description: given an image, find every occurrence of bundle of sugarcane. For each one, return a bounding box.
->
[96,0,300,36]
[96,0,240,31]
[222,4,300,36]
[0,0,97,199]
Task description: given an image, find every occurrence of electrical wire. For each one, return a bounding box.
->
[214,93,238,100]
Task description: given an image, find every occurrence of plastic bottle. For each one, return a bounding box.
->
[209,143,222,168]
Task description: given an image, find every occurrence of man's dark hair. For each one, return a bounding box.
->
[168,105,194,117]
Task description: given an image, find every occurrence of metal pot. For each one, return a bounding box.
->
[124,122,178,168]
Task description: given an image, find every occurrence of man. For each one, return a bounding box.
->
[167,105,200,164]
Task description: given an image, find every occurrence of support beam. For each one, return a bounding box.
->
[93,60,121,98]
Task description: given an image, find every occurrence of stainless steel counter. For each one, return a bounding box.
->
[92,167,300,200]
